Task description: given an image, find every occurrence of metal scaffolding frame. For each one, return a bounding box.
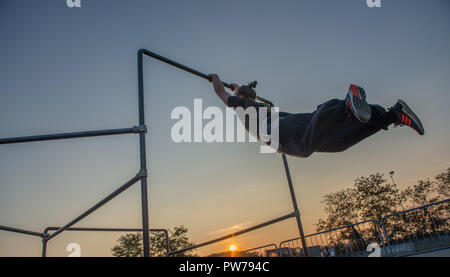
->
[0,49,308,257]
[42,227,170,257]
[0,225,169,257]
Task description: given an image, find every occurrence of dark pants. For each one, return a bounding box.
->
[277,99,393,158]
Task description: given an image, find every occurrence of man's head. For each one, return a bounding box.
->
[235,81,257,100]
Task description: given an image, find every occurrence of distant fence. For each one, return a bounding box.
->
[279,220,384,257]
[249,198,450,257]
[381,198,450,257]
[240,244,280,257]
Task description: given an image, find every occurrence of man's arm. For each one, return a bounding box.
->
[209,74,237,105]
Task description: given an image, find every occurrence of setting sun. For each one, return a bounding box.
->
[229,245,237,252]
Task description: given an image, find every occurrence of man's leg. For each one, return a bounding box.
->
[278,99,396,157]
[277,87,423,158]
[317,103,395,153]
[278,99,353,157]
[298,99,355,156]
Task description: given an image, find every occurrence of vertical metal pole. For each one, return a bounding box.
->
[282,154,309,257]
[164,230,170,257]
[42,231,48,257]
[138,50,151,257]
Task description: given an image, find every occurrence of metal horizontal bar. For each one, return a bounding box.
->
[45,227,166,233]
[43,227,171,256]
[140,49,212,84]
[256,96,274,107]
[0,225,43,237]
[139,49,274,107]
[167,212,296,256]
[382,197,450,221]
[0,127,140,145]
[46,174,142,240]
[242,244,278,253]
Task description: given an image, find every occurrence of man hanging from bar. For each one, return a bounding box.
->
[208,74,424,158]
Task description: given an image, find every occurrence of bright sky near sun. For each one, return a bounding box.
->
[0,0,449,256]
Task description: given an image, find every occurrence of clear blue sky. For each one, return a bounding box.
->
[0,0,449,256]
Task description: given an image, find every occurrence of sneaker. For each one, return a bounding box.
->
[390,100,425,135]
[345,84,372,123]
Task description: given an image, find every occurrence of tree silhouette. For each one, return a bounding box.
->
[316,173,402,232]
[111,225,197,257]
[316,169,450,249]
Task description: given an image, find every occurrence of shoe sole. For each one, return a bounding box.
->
[348,85,371,123]
[398,100,425,135]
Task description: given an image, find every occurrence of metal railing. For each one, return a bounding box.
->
[0,49,153,256]
[241,244,279,257]
[166,212,299,256]
[141,49,309,257]
[0,225,169,257]
[1,49,309,257]
[381,198,450,257]
[279,220,385,257]
[42,227,170,257]
[262,198,450,257]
